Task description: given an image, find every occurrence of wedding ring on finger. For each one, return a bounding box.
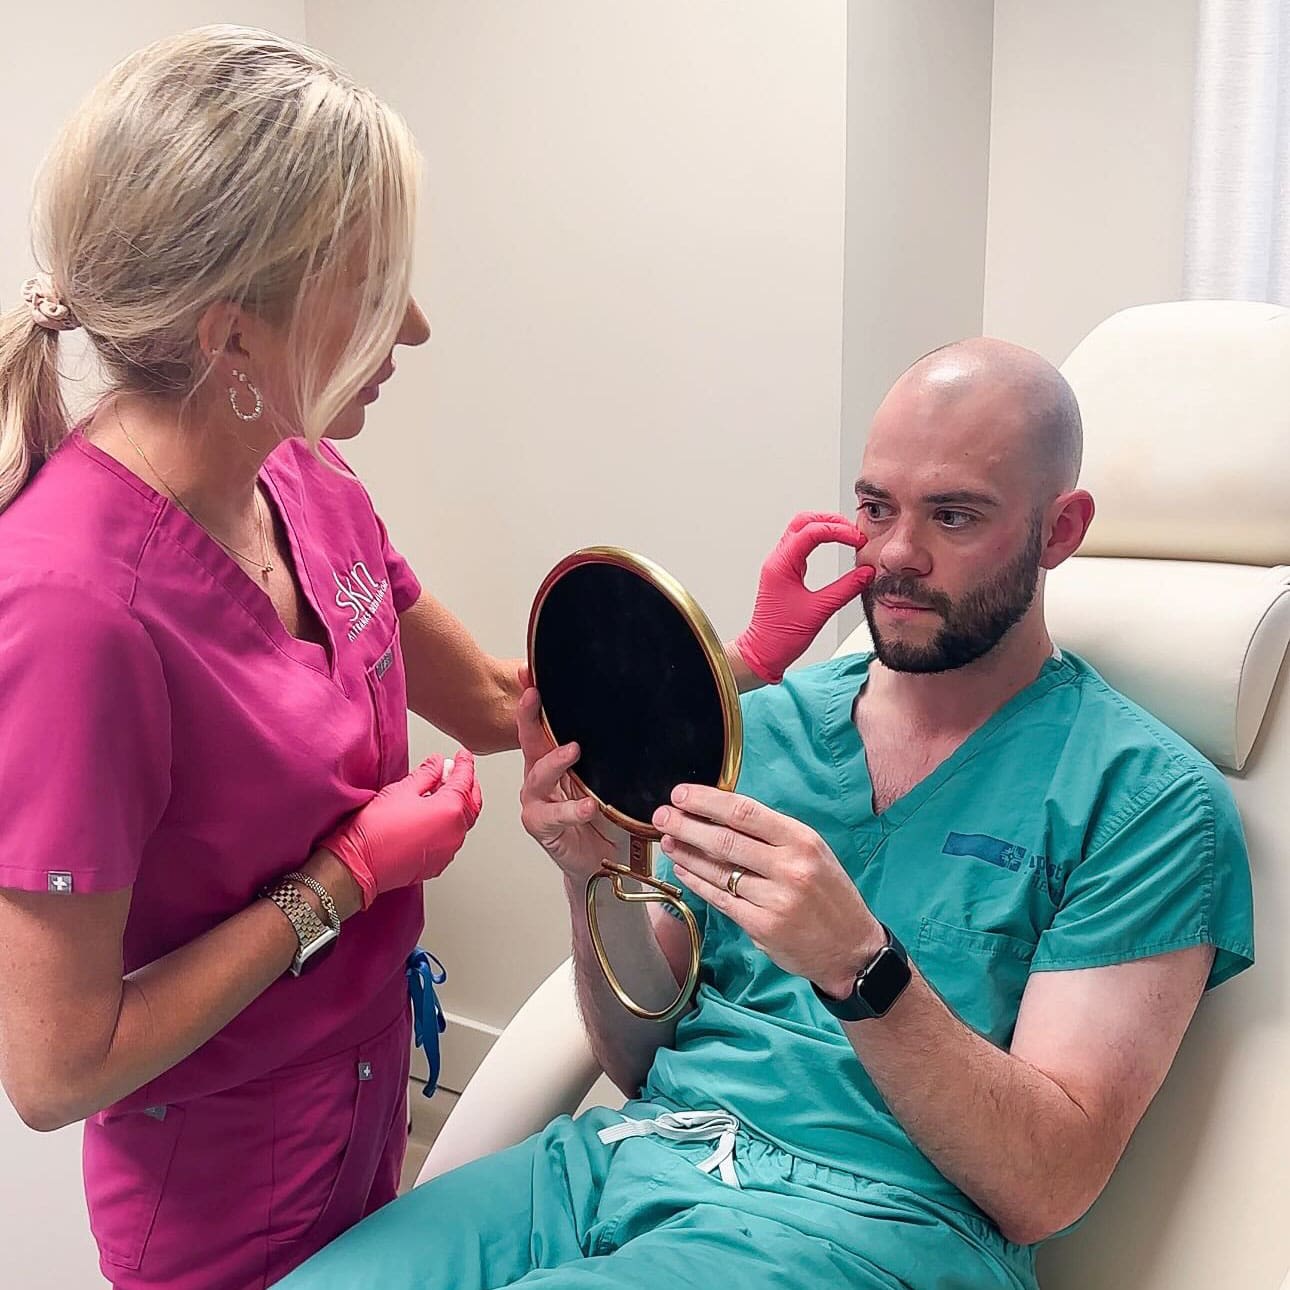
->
[726,867,745,898]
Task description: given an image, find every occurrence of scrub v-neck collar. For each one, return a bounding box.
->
[825,651,1073,834]
[73,434,339,681]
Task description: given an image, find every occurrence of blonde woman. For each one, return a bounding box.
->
[0,24,873,1290]
[0,27,510,1289]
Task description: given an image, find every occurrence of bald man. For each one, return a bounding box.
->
[285,342,1254,1290]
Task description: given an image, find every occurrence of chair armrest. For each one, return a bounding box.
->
[415,957,602,1186]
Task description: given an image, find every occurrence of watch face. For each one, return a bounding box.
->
[860,944,910,1015]
[295,926,340,975]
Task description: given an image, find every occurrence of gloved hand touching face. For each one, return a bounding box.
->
[734,512,875,684]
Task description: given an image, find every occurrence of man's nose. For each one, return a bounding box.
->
[876,519,932,577]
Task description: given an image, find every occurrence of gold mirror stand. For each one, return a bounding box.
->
[585,837,701,1023]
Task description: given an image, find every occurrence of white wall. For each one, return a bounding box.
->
[838,0,994,638]
[306,0,850,1062]
[0,8,306,1287]
[984,0,1200,364]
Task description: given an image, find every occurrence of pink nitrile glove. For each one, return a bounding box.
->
[734,512,876,684]
[321,750,484,910]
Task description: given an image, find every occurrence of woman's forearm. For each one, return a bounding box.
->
[471,655,524,753]
[724,641,766,695]
[35,851,356,1130]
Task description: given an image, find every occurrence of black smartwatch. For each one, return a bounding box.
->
[812,923,911,1021]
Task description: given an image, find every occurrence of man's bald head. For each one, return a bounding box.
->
[855,338,1092,674]
[894,338,1082,498]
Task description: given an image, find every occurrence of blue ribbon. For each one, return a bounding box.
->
[406,948,448,1099]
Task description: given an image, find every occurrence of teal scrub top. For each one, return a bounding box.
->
[646,649,1254,1224]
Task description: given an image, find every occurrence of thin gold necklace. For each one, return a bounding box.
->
[116,408,275,580]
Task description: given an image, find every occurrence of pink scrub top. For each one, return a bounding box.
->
[0,433,424,1111]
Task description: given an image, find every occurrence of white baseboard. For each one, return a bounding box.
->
[409,1010,501,1094]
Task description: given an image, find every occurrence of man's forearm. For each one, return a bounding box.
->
[565,871,680,1097]
[843,968,1105,1244]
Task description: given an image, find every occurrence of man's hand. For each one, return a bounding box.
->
[653,783,884,997]
[517,670,623,882]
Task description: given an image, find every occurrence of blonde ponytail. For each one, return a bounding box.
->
[0,305,69,511]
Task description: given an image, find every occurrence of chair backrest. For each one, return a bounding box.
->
[841,301,1290,1290]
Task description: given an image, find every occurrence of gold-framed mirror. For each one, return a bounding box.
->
[527,547,743,1021]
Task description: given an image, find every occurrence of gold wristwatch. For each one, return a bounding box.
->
[262,875,340,976]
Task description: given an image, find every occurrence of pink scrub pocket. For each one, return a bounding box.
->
[83,1103,187,1272]
[266,1009,411,1254]
[82,1007,411,1289]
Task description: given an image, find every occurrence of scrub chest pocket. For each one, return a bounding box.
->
[914,917,1037,1048]
[364,619,409,786]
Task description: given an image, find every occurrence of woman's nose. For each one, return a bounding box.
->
[397,297,431,348]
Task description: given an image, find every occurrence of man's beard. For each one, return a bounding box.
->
[860,514,1044,674]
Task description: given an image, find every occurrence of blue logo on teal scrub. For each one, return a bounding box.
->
[943,832,1059,889]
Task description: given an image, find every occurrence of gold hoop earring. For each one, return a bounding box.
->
[229,369,263,422]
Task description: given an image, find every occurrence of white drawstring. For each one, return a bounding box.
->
[597,1109,742,1188]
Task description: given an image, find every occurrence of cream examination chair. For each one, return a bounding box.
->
[418,302,1290,1290]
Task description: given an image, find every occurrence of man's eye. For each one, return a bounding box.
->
[858,501,890,521]
[936,510,974,529]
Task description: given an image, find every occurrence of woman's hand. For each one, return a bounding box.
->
[517,673,622,882]
[733,512,875,684]
[320,751,483,909]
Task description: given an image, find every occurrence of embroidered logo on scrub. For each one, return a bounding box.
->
[47,871,73,893]
[942,832,1059,888]
[333,560,391,642]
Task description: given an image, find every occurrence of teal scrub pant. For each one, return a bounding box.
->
[277,1102,1037,1290]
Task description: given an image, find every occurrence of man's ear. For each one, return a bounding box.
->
[1041,490,1095,570]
